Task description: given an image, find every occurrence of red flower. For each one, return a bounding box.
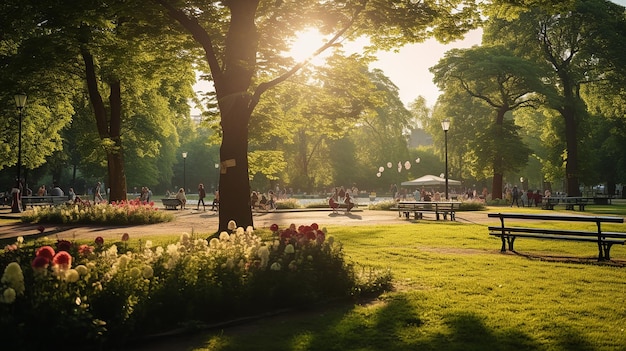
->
[37,225,45,233]
[36,246,55,261]
[31,256,49,270]
[52,251,72,270]
[306,230,316,241]
[311,223,319,230]
[95,236,104,246]
[270,224,279,232]
[121,233,129,241]
[56,239,72,252]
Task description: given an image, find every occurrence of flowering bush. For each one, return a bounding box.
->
[0,221,391,350]
[20,199,174,225]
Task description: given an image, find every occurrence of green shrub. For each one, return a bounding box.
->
[459,200,487,211]
[369,200,397,210]
[275,198,301,209]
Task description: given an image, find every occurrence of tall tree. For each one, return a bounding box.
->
[430,45,542,199]
[484,0,626,196]
[155,0,480,231]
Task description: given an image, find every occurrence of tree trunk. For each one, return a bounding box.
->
[218,98,253,231]
[562,105,580,196]
[214,0,259,232]
[81,48,127,203]
[491,110,506,200]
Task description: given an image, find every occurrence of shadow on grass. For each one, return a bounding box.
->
[121,293,605,351]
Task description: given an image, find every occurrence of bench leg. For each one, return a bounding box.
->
[499,236,506,252]
[599,243,613,261]
[507,236,516,251]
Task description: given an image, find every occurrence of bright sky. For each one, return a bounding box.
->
[370,29,482,107]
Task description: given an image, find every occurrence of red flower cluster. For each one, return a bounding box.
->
[31,245,73,270]
[95,236,104,246]
[270,223,325,244]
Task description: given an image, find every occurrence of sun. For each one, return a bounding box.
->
[283,28,332,64]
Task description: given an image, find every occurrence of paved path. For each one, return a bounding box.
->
[0,206,492,242]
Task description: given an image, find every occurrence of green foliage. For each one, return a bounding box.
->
[458,200,487,211]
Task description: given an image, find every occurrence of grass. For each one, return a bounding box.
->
[126,205,626,351]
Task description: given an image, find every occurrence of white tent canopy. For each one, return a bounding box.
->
[401,174,461,187]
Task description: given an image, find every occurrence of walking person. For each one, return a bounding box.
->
[511,185,520,207]
[211,189,219,211]
[197,183,206,211]
[94,182,104,203]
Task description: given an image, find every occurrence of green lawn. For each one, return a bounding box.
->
[128,206,626,351]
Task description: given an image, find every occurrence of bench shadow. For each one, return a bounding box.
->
[511,250,626,267]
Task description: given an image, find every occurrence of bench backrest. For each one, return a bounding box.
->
[488,212,623,224]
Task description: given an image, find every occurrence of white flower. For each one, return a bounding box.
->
[227,220,237,231]
[17,236,24,244]
[142,265,154,279]
[1,288,16,304]
[219,232,230,241]
[65,269,80,283]
[129,267,141,279]
[75,265,89,276]
[1,262,25,295]
[284,244,295,254]
[145,240,153,249]
[258,246,270,268]
[209,238,220,249]
[270,262,281,271]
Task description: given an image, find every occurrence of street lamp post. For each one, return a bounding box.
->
[12,93,27,213]
[182,152,187,193]
[441,118,450,200]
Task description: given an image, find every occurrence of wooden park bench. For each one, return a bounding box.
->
[161,198,182,210]
[391,201,459,221]
[488,212,625,261]
[22,195,68,208]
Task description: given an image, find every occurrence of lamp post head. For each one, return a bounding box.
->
[15,93,27,109]
[441,118,450,132]
[182,152,188,159]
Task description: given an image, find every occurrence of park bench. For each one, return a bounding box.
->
[161,198,182,210]
[21,195,68,208]
[542,197,590,211]
[488,212,625,261]
[391,201,459,221]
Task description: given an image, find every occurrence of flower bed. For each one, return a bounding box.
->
[0,221,392,350]
[20,199,174,225]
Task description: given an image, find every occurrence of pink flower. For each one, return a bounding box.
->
[31,256,49,270]
[78,244,94,256]
[4,244,17,252]
[121,233,129,242]
[56,239,72,252]
[52,251,72,270]
[95,236,104,246]
[270,224,279,232]
[36,246,55,261]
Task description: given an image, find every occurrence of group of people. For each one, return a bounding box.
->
[168,184,218,211]
[250,190,276,211]
[507,185,550,207]
[329,186,356,213]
